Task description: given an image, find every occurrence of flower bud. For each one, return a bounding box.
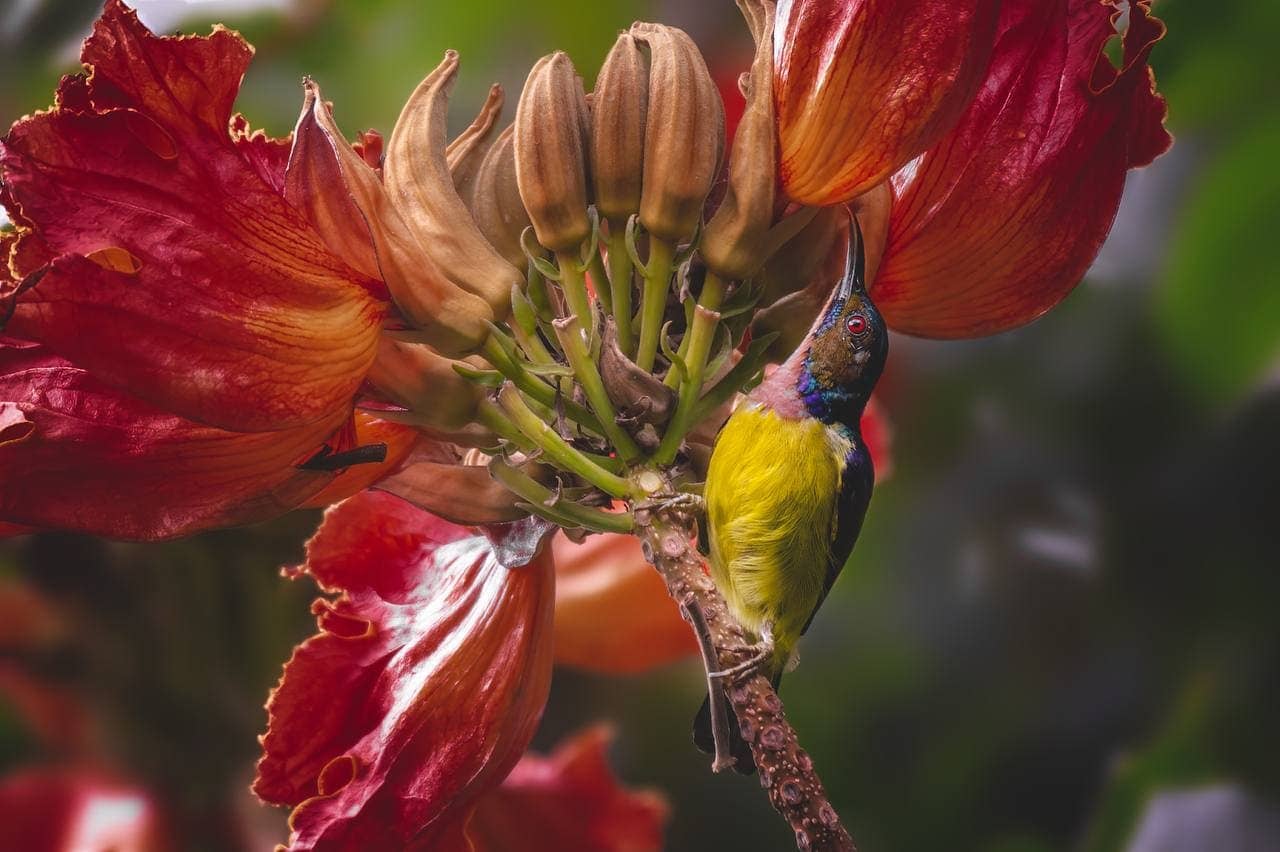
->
[590,33,648,222]
[447,82,504,201]
[470,125,532,270]
[365,338,484,432]
[515,52,592,252]
[384,51,522,320]
[302,80,492,355]
[631,23,724,243]
[702,0,776,280]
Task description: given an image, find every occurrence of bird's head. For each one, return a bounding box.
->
[797,214,888,425]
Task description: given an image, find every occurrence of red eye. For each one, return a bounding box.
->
[846,313,868,334]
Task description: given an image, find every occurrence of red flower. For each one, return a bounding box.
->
[252,491,668,851]
[0,1,400,538]
[0,767,169,852]
[775,0,1002,206]
[775,0,1171,338]
[254,490,557,850]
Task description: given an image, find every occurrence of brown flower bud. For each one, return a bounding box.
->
[702,0,777,280]
[301,80,492,355]
[515,52,592,252]
[631,23,724,243]
[365,337,484,432]
[470,125,532,270]
[384,51,522,320]
[447,82,505,201]
[591,33,648,222]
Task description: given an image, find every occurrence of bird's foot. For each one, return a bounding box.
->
[640,491,704,514]
[710,626,775,685]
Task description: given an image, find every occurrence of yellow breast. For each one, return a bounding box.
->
[703,405,850,657]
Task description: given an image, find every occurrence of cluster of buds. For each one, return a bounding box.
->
[350,8,807,535]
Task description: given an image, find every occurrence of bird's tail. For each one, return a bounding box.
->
[692,671,783,775]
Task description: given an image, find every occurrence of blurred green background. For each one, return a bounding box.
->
[2,1,1278,850]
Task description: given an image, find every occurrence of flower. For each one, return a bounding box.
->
[253,490,666,851]
[0,1,410,539]
[774,0,1171,338]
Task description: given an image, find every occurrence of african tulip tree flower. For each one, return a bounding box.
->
[773,0,1171,338]
[0,0,1169,848]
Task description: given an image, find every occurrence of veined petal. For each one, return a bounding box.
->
[873,0,1172,338]
[254,490,555,851]
[467,726,669,852]
[0,342,346,540]
[551,531,697,674]
[0,0,383,431]
[775,0,1000,205]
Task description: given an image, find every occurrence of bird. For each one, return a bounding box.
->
[694,211,887,772]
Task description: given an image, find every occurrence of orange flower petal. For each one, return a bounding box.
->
[1,1,383,431]
[552,531,698,674]
[467,725,669,852]
[0,342,345,539]
[298,413,421,509]
[775,0,1001,205]
[254,491,555,851]
[872,0,1172,338]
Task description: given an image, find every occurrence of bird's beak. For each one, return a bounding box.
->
[836,210,867,301]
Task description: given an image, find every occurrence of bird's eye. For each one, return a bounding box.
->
[846,313,868,335]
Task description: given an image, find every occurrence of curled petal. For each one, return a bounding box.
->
[775,0,1000,205]
[300,80,494,354]
[873,0,1172,337]
[0,767,168,852]
[384,52,521,315]
[468,726,669,852]
[447,83,505,202]
[285,89,383,283]
[0,1,383,431]
[254,491,555,851]
[0,343,345,540]
[552,531,697,674]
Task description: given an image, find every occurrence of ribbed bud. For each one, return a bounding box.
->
[471,125,532,270]
[591,33,648,222]
[515,52,592,252]
[384,51,521,320]
[631,23,724,243]
[702,0,776,280]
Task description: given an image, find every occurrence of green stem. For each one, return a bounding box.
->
[553,316,641,463]
[606,220,635,355]
[554,249,593,323]
[489,459,634,533]
[653,304,720,465]
[497,384,636,498]
[635,236,675,373]
[588,247,612,316]
[664,270,726,390]
[481,335,602,434]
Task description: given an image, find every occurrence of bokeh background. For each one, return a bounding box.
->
[2,1,1278,850]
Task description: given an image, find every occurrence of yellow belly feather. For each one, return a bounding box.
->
[704,406,850,663]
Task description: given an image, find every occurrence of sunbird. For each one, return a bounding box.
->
[695,213,887,771]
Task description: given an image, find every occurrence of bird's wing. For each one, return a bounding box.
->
[800,439,875,636]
